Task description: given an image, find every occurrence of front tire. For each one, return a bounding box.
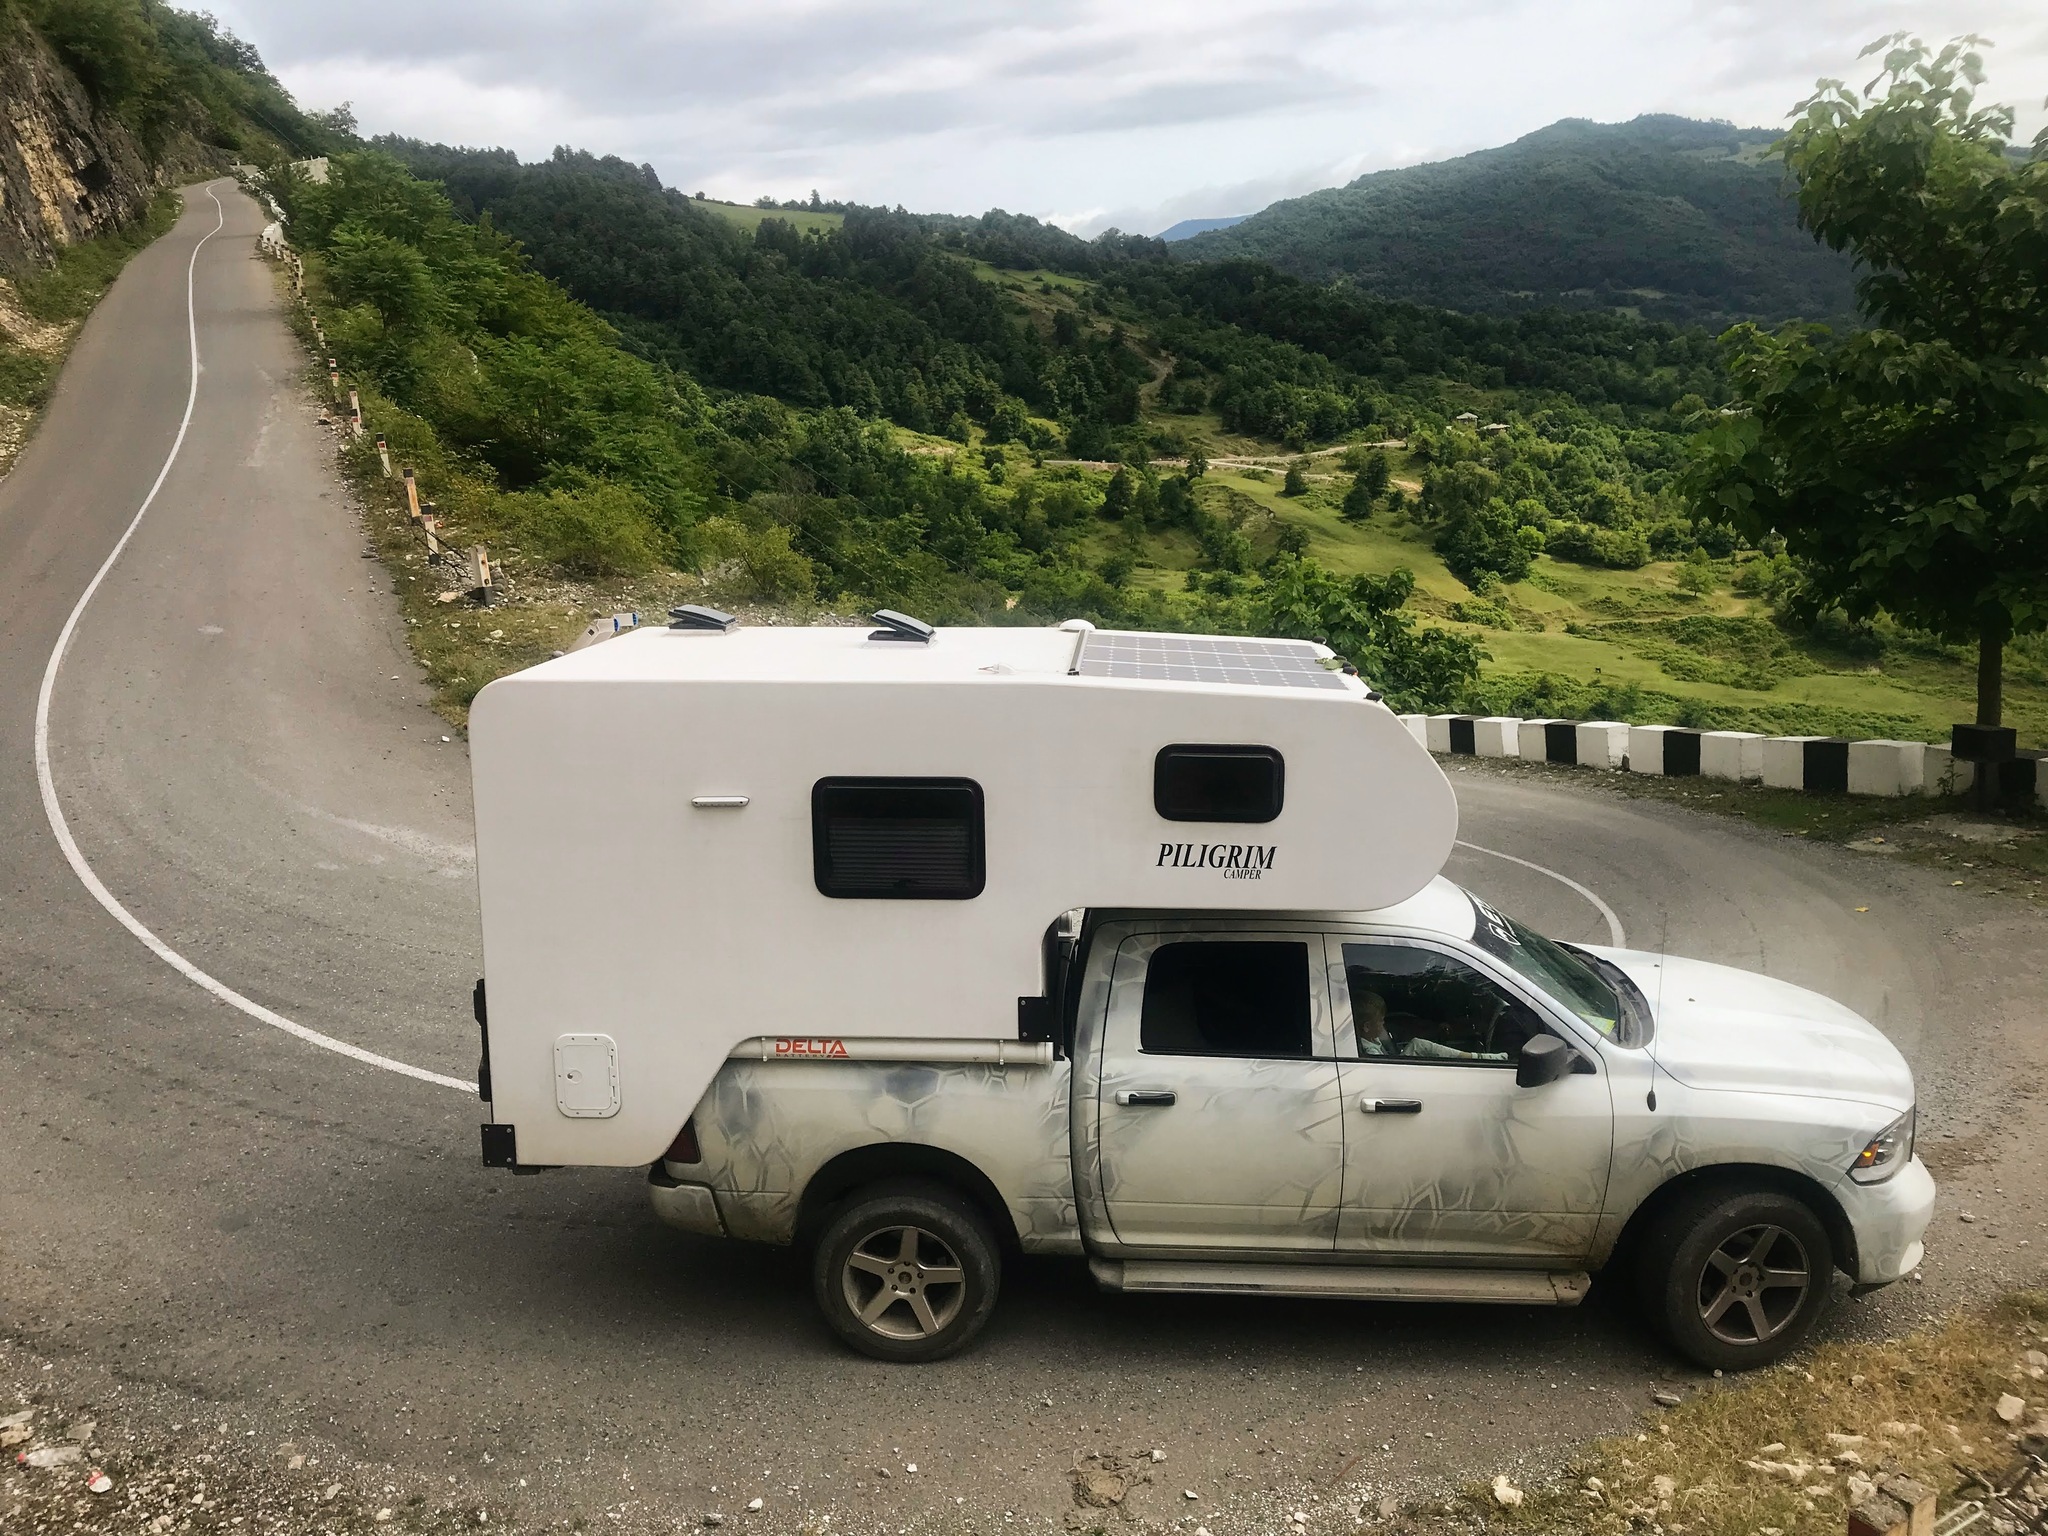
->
[812,1180,1001,1363]
[1639,1185,1832,1371]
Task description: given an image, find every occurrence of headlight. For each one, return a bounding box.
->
[1849,1107,1914,1184]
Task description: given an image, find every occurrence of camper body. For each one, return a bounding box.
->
[469,621,1932,1370]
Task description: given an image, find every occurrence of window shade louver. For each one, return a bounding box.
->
[812,779,985,899]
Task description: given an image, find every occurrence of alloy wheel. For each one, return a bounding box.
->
[1696,1223,1811,1345]
[839,1223,967,1342]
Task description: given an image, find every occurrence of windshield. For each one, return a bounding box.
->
[1467,894,1638,1043]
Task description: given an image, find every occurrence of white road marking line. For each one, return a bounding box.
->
[1454,841,1627,948]
[32,183,471,1096]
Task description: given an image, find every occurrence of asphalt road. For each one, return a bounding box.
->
[3,183,2045,1536]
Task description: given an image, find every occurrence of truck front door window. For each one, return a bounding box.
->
[1341,943,1541,1064]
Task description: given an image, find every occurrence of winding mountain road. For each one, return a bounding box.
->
[3,183,2044,1533]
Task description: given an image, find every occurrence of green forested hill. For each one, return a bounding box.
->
[1183,115,1858,326]
[263,130,2041,742]
[375,138,1727,457]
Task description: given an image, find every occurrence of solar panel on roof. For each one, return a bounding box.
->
[1072,631,1349,690]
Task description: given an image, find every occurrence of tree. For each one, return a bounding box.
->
[1425,459,1537,583]
[1358,446,1392,499]
[1259,559,1484,710]
[1281,462,1309,496]
[1436,498,1540,587]
[311,101,359,137]
[1676,548,1717,595]
[31,0,165,115]
[1340,471,1376,522]
[1684,36,2048,728]
[1099,465,1133,519]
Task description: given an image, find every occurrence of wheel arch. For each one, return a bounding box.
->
[1609,1162,1858,1278]
[796,1142,1022,1252]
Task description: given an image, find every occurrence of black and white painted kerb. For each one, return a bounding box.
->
[1401,712,2048,806]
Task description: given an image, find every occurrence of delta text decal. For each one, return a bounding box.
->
[1156,842,1277,881]
[774,1038,849,1058]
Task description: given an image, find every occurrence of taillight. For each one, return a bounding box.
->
[663,1119,701,1164]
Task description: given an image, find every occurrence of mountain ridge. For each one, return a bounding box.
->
[1158,215,1249,241]
[1182,114,1857,326]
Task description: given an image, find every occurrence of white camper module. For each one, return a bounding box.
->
[469,616,1457,1168]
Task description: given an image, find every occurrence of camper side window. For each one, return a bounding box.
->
[812,778,986,900]
[1139,942,1311,1058]
[1154,745,1284,823]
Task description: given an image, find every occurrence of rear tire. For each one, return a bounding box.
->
[812,1180,1001,1363]
[1638,1184,1832,1372]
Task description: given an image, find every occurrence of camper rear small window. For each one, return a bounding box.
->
[1154,745,1284,823]
[812,778,986,900]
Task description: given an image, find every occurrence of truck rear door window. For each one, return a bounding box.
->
[812,778,985,899]
[1140,941,1310,1057]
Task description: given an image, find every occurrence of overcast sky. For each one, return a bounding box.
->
[208,0,2048,237]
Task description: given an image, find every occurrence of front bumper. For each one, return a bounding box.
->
[649,1168,726,1237]
[1838,1155,1935,1286]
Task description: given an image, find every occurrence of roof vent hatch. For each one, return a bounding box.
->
[669,605,738,632]
[868,609,935,644]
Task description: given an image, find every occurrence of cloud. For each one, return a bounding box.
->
[210,0,2048,229]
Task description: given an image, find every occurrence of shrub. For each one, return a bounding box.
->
[495,480,663,578]
[1452,597,1516,629]
[693,517,817,603]
[1547,520,1651,569]
[1281,462,1308,496]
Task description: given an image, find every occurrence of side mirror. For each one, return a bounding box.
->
[1516,1034,1577,1088]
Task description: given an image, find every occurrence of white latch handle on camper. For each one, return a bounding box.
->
[1114,1090,1177,1108]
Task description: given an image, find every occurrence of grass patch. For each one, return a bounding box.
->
[693,199,844,236]
[1377,1292,2048,1536]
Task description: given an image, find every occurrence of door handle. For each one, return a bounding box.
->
[1114,1090,1177,1108]
[1360,1097,1422,1114]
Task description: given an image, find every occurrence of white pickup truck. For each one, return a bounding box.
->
[650,879,1929,1369]
[469,615,1933,1371]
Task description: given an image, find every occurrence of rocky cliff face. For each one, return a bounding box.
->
[0,18,162,273]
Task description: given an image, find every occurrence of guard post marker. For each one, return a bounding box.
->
[468,545,496,605]
[422,513,444,564]
[402,468,421,522]
[347,388,363,439]
[327,357,340,401]
[375,433,391,477]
